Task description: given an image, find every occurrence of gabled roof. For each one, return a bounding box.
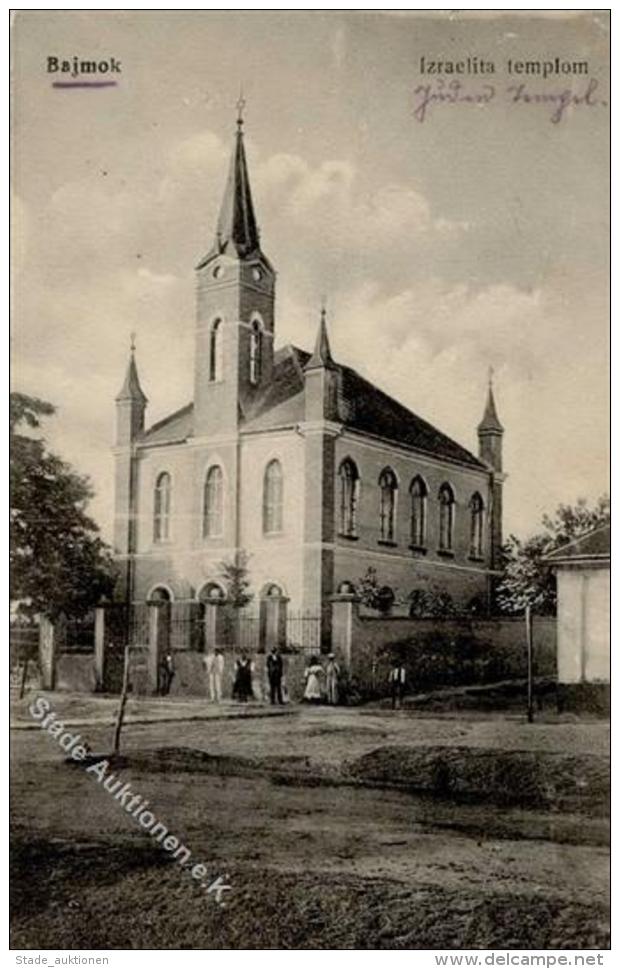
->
[139,403,193,446]
[138,343,485,470]
[336,366,485,469]
[544,523,610,565]
[242,346,308,430]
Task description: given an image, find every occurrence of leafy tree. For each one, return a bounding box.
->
[495,533,558,615]
[217,550,254,649]
[355,567,396,615]
[496,494,610,616]
[408,586,457,619]
[10,393,116,620]
[542,495,610,545]
[218,550,253,610]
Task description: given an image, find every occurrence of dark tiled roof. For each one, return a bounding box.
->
[139,403,193,446]
[242,346,308,430]
[337,365,485,469]
[138,344,485,470]
[544,524,610,563]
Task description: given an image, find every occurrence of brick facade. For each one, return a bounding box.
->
[112,115,505,644]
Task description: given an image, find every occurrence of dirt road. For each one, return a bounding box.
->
[10,706,610,949]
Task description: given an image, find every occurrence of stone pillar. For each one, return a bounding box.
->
[94,606,106,691]
[147,601,170,694]
[263,595,289,650]
[204,599,228,650]
[330,594,360,669]
[39,616,56,690]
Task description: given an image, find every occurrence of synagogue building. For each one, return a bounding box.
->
[113,110,505,645]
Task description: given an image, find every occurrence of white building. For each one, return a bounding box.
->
[545,524,610,684]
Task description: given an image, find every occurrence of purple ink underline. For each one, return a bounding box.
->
[52,81,118,89]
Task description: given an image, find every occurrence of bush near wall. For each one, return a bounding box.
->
[385,630,515,692]
[350,617,557,700]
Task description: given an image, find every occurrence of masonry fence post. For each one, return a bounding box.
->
[265,594,289,650]
[330,593,360,670]
[94,606,106,691]
[204,598,228,650]
[147,601,170,694]
[38,616,56,691]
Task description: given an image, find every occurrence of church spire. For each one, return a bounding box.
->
[212,94,260,260]
[116,334,147,404]
[115,335,147,446]
[477,367,503,434]
[306,302,336,370]
[477,368,503,472]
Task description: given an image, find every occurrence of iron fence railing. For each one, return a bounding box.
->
[82,602,326,655]
[286,611,322,653]
[60,612,96,653]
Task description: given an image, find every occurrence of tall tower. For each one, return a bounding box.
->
[114,337,147,599]
[193,99,275,438]
[477,370,505,574]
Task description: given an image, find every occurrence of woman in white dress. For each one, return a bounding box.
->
[303,656,324,703]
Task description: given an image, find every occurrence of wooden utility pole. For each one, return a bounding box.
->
[525,604,534,723]
[113,642,131,755]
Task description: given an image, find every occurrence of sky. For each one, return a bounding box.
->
[12,10,610,541]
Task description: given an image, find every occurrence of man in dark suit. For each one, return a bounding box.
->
[266,647,284,705]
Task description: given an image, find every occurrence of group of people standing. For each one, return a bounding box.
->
[202,646,286,705]
[162,646,406,709]
[198,647,342,706]
[302,654,340,705]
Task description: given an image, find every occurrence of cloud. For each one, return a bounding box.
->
[255,150,467,254]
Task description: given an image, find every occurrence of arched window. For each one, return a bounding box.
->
[209,319,223,382]
[198,581,225,602]
[149,585,172,602]
[203,465,224,538]
[249,320,262,385]
[338,458,360,537]
[469,492,484,559]
[438,483,455,552]
[263,459,283,534]
[153,472,171,542]
[379,467,398,542]
[410,475,428,547]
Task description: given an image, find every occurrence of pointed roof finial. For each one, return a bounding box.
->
[236,87,246,129]
[130,330,137,354]
[478,367,503,434]
[306,300,336,371]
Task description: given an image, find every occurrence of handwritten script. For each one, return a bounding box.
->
[412,78,607,124]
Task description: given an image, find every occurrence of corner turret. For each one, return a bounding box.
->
[477,369,503,472]
[115,335,147,446]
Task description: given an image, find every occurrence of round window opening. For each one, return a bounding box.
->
[213,264,224,280]
[252,267,262,282]
[199,582,225,602]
